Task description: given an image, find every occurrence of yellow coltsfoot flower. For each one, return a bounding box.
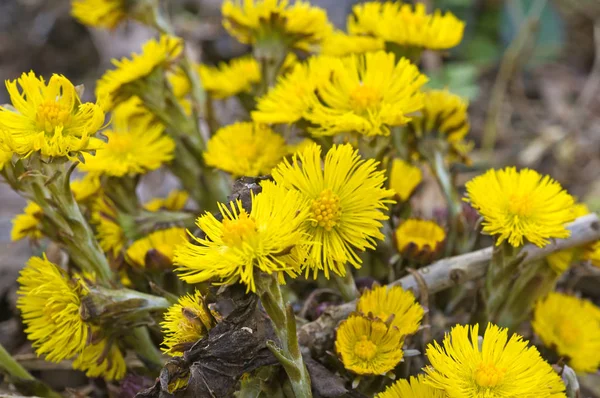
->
[348,2,465,51]
[17,255,89,362]
[72,331,127,381]
[204,122,287,177]
[465,167,575,248]
[11,201,43,241]
[395,219,446,262]
[0,72,105,158]
[357,285,423,337]
[91,196,126,256]
[320,31,384,57]
[174,180,309,293]
[376,375,445,398]
[70,173,102,203]
[0,149,12,170]
[71,0,128,29]
[389,159,422,202]
[126,227,186,268]
[272,143,394,278]
[585,240,600,268]
[533,292,600,373]
[412,89,470,144]
[305,51,427,137]
[335,313,404,376]
[161,290,216,356]
[198,56,261,99]
[143,189,189,212]
[425,323,566,398]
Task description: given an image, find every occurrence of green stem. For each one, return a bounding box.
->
[257,273,312,398]
[128,327,165,371]
[332,267,359,301]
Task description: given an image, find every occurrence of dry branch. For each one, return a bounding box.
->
[298,213,600,357]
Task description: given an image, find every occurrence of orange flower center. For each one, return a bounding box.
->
[311,189,341,231]
[474,362,505,387]
[349,84,381,111]
[221,210,257,247]
[36,100,71,132]
[354,336,377,361]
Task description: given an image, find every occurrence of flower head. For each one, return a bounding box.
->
[91,196,126,256]
[161,290,215,356]
[71,173,102,203]
[11,202,43,241]
[0,149,12,170]
[198,56,261,99]
[425,323,566,398]
[222,0,332,51]
[272,143,394,278]
[305,51,427,137]
[204,122,287,177]
[335,313,404,376]
[533,292,600,373]
[72,333,127,380]
[96,35,183,109]
[585,241,600,268]
[464,167,575,248]
[348,2,465,50]
[357,285,423,337]
[80,105,175,177]
[320,31,384,56]
[17,255,88,362]
[126,227,186,268]
[144,190,189,212]
[411,89,470,143]
[395,219,446,262]
[175,180,309,292]
[0,72,105,158]
[71,0,127,29]
[389,159,422,201]
[376,375,445,398]
[546,203,590,273]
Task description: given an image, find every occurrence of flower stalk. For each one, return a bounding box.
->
[332,268,359,301]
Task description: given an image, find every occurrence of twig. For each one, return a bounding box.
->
[298,214,600,357]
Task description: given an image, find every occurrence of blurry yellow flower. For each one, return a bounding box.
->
[144,190,189,212]
[395,219,446,261]
[348,2,465,50]
[533,292,600,373]
[71,0,127,29]
[425,323,566,398]
[585,240,600,268]
[198,56,261,99]
[11,202,43,241]
[126,227,186,268]
[305,51,427,137]
[546,203,590,273]
[17,255,88,362]
[0,149,12,170]
[389,159,422,201]
[167,67,191,99]
[465,168,575,248]
[161,290,215,356]
[92,197,126,256]
[320,31,384,56]
[376,375,445,398]
[0,72,105,158]
[357,285,423,337]
[72,334,127,380]
[80,106,175,177]
[411,89,470,143]
[272,143,394,278]
[252,55,340,125]
[71,173,102,203]
[335,313,404,376]
[112,96,156,124]
[222,0,332,51]
[175,180,309,293]
[96,35,183,109]
[204,122,286,177]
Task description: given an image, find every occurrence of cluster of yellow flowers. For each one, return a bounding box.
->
[0,0,597,396]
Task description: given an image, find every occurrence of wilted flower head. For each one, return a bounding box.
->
[376,375,445,398]
[465,167,575,248]
[533,292,600,373]
[198,56,261,99]
[425,323,566,397]
[389,159,422,202]
[0,72,105,158]
[126,227,186,269]
[395,219,446,262]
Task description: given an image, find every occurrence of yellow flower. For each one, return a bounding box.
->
[0,72,105,158]
[411,89,470,143]
[167,67,192,99]
[71,173,102,203]
[305,51,427,137]
[0,149,12,170]
[198,56,261,99]
[585,240,600,268]
[126,227,186,268]
[91,196,126,256]
[144,190,189,212]
[222,0,332,51]
[175,180,309,293]
[17,255,88,362]
[80,105,175,177]
[72,333,127,380]
[348,2,465,50]
[395,219,446,261]
[272,143,394,278]
[252,55,341,125]
[376,375,445,398]
[11,202,43,241]
[96,35,183,109]
[335,313,404,376]
[204,122,286,177]
[546,203,590,273]
[320,31,384,56]
[71,0,127,29]
[464,167,575,248]
[533,292,600,373]
[161,290,215,356]
[389,159,422,201]
[425,323,566,398]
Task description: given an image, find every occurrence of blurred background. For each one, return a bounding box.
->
[0,0,599,394]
